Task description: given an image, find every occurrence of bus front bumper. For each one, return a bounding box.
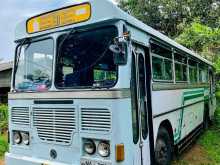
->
[5,153,71,165]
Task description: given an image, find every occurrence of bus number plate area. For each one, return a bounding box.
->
[80,158,111,165]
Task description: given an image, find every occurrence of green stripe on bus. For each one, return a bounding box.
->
[184,89,204,95]
[174,89,205,144]
[184,93,204,101]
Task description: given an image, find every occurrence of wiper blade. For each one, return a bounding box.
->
[57,28,77,60]
[14,38,31,74]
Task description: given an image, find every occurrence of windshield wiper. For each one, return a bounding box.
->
[57,28,77,60]
[14,38,31,74]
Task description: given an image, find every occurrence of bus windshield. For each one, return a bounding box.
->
[55,27,118,88]
[14,39,54,92]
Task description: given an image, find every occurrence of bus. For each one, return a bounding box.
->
[6,0,216,165]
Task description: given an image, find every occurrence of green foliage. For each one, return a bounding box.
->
[0,134,8,158]
[197,91,220,164]
[119,0,220,37]
[119,0,220,71]
[0,105,8,157]
[175,22,220,62]
[173,92,220,164]
[0,105,8,134]
[198,107,220,163]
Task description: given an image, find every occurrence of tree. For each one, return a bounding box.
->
[119,0,220,77]
[175,21,220,62]
[119,0,220,38]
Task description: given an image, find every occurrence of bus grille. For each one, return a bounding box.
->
[11,107,30,126]
[33,108,76,145]
[81,108,111,132]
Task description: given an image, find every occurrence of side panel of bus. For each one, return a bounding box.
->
[149,41,215,147]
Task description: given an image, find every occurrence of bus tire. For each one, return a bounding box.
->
[203,110,209,130]
[155,127,172,165]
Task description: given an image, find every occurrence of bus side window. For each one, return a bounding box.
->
[189,59,198,83]
[174,53,187,82]
[198,64,208,83]
[152,56,163,80]
[151,43,173,81]
[131,53,139,144]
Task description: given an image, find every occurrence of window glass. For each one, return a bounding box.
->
[152,56,163,80]
[175,63,182,81]
[55,27,118,88]
[189,67,197,83]
[164,59,173,80]
[183,65,187,81]
[15,39,54,92]
[131,54,139,144]
[151,43,173,81]
[174,53,187,82]
[204,69,208,82]
[151,43,172,59]
[189,59,198,83]
[199,65,208,83]
[138,55,148,140]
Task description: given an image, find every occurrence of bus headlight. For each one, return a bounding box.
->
[13,131,22,144]
[84,139,96,155]
[21,132,29,145]
[98,141,110,157]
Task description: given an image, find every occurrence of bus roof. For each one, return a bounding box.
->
[15,0,212,66]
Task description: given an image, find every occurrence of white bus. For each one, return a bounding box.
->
[6,0,216,165]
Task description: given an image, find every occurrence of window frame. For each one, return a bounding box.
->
[188,58,198,84]
[151,43,174,82]
[174,52,188,83]
[13,37,54,92]
[149,39,212,88]
[198,63,209,83]
[54,26,119,90]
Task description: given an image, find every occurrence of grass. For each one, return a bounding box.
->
[173,91,220,164]
[197,91,220,164]
[0,105,8,158]
[0,134,8,158]
[0,105,8,133]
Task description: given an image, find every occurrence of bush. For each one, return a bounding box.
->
[0,135,7,157]
[0,105,8,134]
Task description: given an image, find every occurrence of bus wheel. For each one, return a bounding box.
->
[203,111,209,130]
[155,127,172,165]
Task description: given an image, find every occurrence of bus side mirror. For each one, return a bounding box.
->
[109,40,128,65]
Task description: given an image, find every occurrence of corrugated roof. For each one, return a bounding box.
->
[0,61,13,72]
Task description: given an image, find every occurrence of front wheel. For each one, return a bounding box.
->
[155,127,173,165]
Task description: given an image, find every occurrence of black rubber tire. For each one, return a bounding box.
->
[155,127,173,165]
[203,111,209,130]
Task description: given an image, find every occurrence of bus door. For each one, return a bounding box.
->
[132,46,151,165]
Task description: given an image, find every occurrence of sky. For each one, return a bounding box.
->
[0,0,117,62]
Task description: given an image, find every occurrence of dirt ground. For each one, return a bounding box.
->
[173,144,213,165]
[0,159,4,165]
